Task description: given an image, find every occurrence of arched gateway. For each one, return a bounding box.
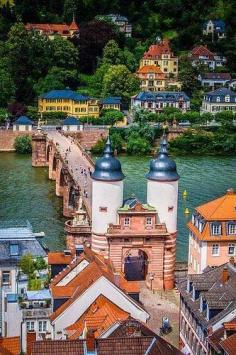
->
[124,249,148,281]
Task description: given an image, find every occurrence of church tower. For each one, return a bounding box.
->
[91,137,124,256]
[146,135,180,289]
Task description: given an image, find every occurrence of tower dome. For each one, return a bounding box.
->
[91,137,125,181]
[146,135,179,181]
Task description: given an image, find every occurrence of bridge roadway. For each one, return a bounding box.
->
[47,131,94,214]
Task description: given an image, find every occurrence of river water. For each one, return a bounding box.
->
[0,152,236,260]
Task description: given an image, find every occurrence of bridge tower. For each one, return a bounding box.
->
[91,137,125,256]
[146,135,180,289]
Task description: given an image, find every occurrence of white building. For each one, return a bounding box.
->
[62,117,83,132]
[13,116,33,131]
[201,87,236,114]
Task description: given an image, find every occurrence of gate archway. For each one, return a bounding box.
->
[123,249,148,281]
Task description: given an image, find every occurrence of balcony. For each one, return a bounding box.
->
[22,307,52,320]
[64,220,91,234]
[107,223,167,236]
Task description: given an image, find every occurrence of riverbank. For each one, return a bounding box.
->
[0,130,33,151]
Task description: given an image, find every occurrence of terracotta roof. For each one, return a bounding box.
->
[196,188,236,220]
[31,336,181,355]
[25,22,79,34]
[190,45,215,59]
[143,39,174,59]
[51,286,75,298]
[0,337,20,355]
[220,333,236,354]
[48,252,73,265]
[188,220,236,241]
[69,20,79,30]
[137,65,166,78]
[65,295,129,339]
[50,247,140,322]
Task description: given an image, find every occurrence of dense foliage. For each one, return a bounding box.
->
[14,135,32,154]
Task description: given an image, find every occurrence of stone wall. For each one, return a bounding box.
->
[0,130,33,151]
[63,129,108,150]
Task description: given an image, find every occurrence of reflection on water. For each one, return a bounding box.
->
[1,153,236,260]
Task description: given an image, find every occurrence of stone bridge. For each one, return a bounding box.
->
[32,129,106,251]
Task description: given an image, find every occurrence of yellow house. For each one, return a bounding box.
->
[38,89,100,118]
[100,97,122,111]
[140,39,178,78]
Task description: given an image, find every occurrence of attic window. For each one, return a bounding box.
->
[10,244,19,256]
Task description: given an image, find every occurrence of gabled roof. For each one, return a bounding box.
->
[137,65,164,74]
[40,89,89,101]
[15,116,33,125]
[220,333,236,354]
[143,39,174,59]
[196,188,236,220]
[50,247,141,322]
[206,87,236,97]
[25,21,79,34]
[63,117,80,125]
[190,45,215,59]
[65,295,129,339]
[48,252,73,265]
[0,337,20,355]
[203,19,226,32]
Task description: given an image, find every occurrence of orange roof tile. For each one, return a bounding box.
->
[143,39,174,59]
[220,333,236,354]
[65,295,129,339]
[50,247,141,322]
[190,45,215,59]
[48,252,73,265]
[0,337,20,355]
[25,22,78,35]
[137,65,164,74]
[69,20,79,30]
[196,189,236,220]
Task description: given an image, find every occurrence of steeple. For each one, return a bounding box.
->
[91,136,125,181]
[146,134,179,181]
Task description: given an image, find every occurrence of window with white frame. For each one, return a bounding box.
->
[228,224,236,235]
[146,217,152,225]
[225,95,230,103]
[212,244,219,256]
[211,223,221,235]
[124,217,130,226]
[216,96,221,102]
[228,243,235,255]
[26,321,35,331]
[2,271,10,285]
[39,321,47,332]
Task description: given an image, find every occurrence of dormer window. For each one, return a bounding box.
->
[216,96,221,102]
[225,95,230,103]
[10,244,19,256]
[211,222,221,235]
[228,223,236,235]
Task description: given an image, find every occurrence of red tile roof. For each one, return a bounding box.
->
[143,39,174,59]
[50,247,140,322]
[0,337,20,355]
[190,45,215,59]
[48,252,73,265]
[25,21,79,35]
[220,333,236,354]
[65,295,129,339]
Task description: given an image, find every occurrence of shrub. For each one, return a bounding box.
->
[110,133,124,152]
[19,254,35,277]
[126,132,151,155]
[91,138,106,154]
[14,135,32,154]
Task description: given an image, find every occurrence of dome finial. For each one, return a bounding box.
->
[159,134,168,155]
[103,136,113,156]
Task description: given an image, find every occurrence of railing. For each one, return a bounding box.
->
[107,223,167,234]
[64,220,91,234]
[22,307,52,319]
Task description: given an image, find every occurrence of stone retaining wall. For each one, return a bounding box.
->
[0,130,33,151]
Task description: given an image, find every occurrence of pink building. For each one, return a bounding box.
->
[188,188,236,274]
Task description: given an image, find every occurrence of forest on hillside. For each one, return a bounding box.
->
[0,0,235,109]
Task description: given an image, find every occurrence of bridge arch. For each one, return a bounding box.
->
[52,155,57,171]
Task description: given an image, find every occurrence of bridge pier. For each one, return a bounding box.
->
[32,131,47,167]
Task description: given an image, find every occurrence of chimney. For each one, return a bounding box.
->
[86,329,96,353]
[229,257,235,266]
[222,266,229,283]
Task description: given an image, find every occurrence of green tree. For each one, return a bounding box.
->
[102,40,123,65]
[0,67,15,106]
[50,36,79,69]
[19,254,35,277]
[101,109,124,125]
[126,132,151,155]
[14,135,32,154]
[102,65,140,104]
[34,256,47,271]
[178,55,199,96]
[91,138,106,154]
[110,132,124,152]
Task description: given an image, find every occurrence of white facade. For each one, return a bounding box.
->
[147,180,178,234]
[92,180,123,234]
[13,124,32,132]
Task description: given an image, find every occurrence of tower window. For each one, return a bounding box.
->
[99,207,107,212]
[124,217,130,226]
[146,217,152,225]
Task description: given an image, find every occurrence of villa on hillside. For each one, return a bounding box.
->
[201,88,236,114]
[131,91,190,113]
[198,73,231,90]
[189,45,226,70]
[25,19,79,39]
[140,39,178,78]
[106,14,132,37]
[202,19,226,40]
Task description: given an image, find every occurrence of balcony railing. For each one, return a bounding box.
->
[107,223,167,234]
[22,307,52,320]
[64,220,91,234]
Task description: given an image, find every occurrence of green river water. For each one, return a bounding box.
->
[0,152,236,261]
